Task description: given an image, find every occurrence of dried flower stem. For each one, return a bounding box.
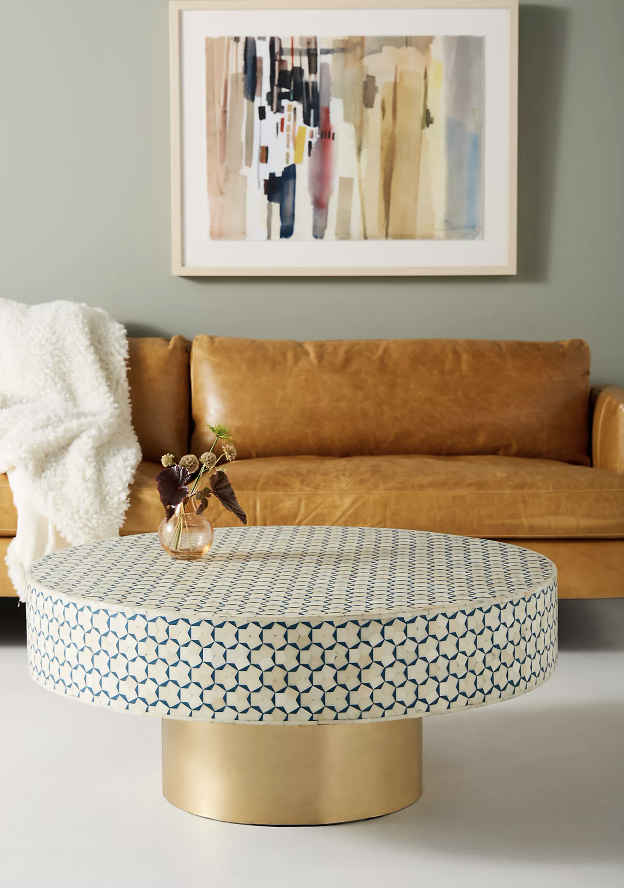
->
[187,435,227,499]
[183,508,191,550]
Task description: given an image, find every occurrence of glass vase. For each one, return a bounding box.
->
[158,497,214,561]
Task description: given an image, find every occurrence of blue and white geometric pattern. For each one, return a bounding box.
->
[26,527,558,724]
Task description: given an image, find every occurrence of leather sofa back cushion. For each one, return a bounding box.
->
[190,337,591,465]
[127,337,191,463]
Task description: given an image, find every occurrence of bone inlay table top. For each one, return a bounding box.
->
[26,526,558,725]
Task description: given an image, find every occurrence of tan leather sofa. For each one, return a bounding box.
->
[1,336,623,599]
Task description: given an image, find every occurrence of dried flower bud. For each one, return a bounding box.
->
[200,452,217,469]
[179,454,200,473]
[161,453,176,467]
[223,444,237,462]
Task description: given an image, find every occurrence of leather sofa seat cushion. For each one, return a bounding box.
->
[117,455,624,539]
[0,538,15,596]
[127,336,191,463]
[121,461,164,535]
[0,473,16,536]
[2,455,622,540]
[191,337,591,465]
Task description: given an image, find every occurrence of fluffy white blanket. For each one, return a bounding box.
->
[0,299,141,600]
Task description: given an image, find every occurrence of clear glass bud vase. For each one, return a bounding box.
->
[158,497,214,560]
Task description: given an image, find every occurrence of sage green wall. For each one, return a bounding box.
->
[0,1,622,383]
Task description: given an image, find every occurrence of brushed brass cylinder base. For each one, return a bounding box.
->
[162,718,423,825]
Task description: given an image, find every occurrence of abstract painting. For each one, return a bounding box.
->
[171,2,518,275]
[205,36,483,242]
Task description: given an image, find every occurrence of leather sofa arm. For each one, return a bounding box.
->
[592,386,624,471]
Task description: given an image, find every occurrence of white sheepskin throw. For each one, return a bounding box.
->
[0,299,141,600]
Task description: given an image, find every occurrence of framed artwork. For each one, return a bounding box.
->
[170,0,518,276]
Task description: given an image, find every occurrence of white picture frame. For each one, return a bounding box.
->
[170,0,518,276]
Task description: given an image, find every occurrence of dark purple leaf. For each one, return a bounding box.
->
[209,470,247,525]
[194,490,210,516]
[156,465,191,518]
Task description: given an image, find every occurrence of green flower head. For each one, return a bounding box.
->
[207,422,233,442]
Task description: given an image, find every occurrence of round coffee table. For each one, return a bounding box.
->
[26,526,557,825]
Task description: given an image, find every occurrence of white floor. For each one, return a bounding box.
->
[0,600,623,888]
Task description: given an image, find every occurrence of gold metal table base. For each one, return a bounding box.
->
[162,717,423,825]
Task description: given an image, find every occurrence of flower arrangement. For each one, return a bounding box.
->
[155,423,246,559]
